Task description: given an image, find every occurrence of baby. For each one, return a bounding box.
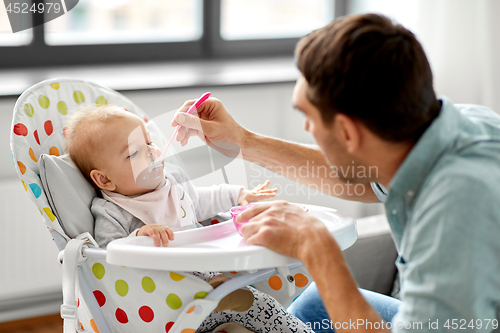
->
[64,104,313,333]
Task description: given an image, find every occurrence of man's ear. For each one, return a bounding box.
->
[90,169,116,191]
[334,113,360,154]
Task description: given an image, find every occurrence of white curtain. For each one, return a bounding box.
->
[349,0,500,113]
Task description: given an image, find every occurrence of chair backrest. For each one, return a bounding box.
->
[10,78,151,242]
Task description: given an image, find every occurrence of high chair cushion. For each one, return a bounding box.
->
[39,153,96,238]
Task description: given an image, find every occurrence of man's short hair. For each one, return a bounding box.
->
[295,13,441,142]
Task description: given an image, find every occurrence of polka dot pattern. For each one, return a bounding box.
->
[165,322,174,332]
[92,263,105,280]
[29,183,42,198]
[170,272,185,281]
[90,319,100,333]
[29,148,38,162]
[269,275,282,291]
[43,207,56,222]
[24,103,34,117]
[139,305,154,322]
[44,120,53,136]
[13,123,28,136]
[33,130,40,145]
[38,95,50,109]
[50,82,60,90]
[142,276,156,293]
[194,291,208,299]
[49,146,60,156]
[181,329,196,333]
[17,161,26,174]
[74,91,85,104]
[93,290,106,307]
[57,101,67,115]
[294,273,309,288]
[115,279,129,296]
[166,293,182,310]
[96,96,107,105]
[115,308,128,324]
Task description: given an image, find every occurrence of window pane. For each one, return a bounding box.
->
[45,0,202,45]
[0,1,33,46]
[221,0,334,40]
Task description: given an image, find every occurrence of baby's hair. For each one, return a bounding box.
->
[65,104,129,187]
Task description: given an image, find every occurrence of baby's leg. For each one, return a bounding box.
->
[196,287,313,333]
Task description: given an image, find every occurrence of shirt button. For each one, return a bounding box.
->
[392,209,397,215]
[407,190,415,197]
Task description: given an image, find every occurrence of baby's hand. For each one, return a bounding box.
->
[238,180,277,205]
[137,224,174,247]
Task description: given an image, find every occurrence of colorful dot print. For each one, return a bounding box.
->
[139,305,154,322]
[21,181,27,191]
[49,146,60,156]
[43,207,55,222]
[38,95,50,109]
[90,319,99,333]
[142,276,156,293]
[44,120,53,136]
[166,293,182,310]
[33,130,40,145]
[57,101,68,115]
[24,103,34,117]
[115,308,128,324]
[50,82,60,90]
[17,161,26,174]
[170,272,185,281]
[194,291,208,299]
[29,183,41,198]
[93,290,106,307]
[115,279,129,296]
[165,322,174,332]
[268,275,282,291]
[96,96,107,105]
[294,273,309,288]
[13,123,28,136]
[181,329,196,333]
[92,263,105,280]
[29,148,38,162]
[74,91,85,104]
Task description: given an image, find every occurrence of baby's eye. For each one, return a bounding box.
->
[127,151,138,159]
[147,141,154,146]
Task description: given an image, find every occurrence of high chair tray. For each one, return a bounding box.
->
[106,203,357,271]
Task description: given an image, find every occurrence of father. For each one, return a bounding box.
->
[172,14,500,332]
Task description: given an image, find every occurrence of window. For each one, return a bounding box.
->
[45,0,202,45]
[0,0,345,68]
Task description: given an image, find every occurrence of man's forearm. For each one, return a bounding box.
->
[241,131,378,202]
[301,232,390,332]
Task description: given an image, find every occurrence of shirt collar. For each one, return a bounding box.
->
[388,98,460,202]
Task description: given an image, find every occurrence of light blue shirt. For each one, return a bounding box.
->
[372,98,500,332]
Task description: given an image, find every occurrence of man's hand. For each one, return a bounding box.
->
[137,224,174,247]
[171,97,251,156]
[238,180,278,205]
[238,201,332,260]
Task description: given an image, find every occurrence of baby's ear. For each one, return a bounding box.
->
[90,169,116,191]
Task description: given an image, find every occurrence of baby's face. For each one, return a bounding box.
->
[97,113,163,196]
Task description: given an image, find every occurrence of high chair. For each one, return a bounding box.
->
[10,78,357,333]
